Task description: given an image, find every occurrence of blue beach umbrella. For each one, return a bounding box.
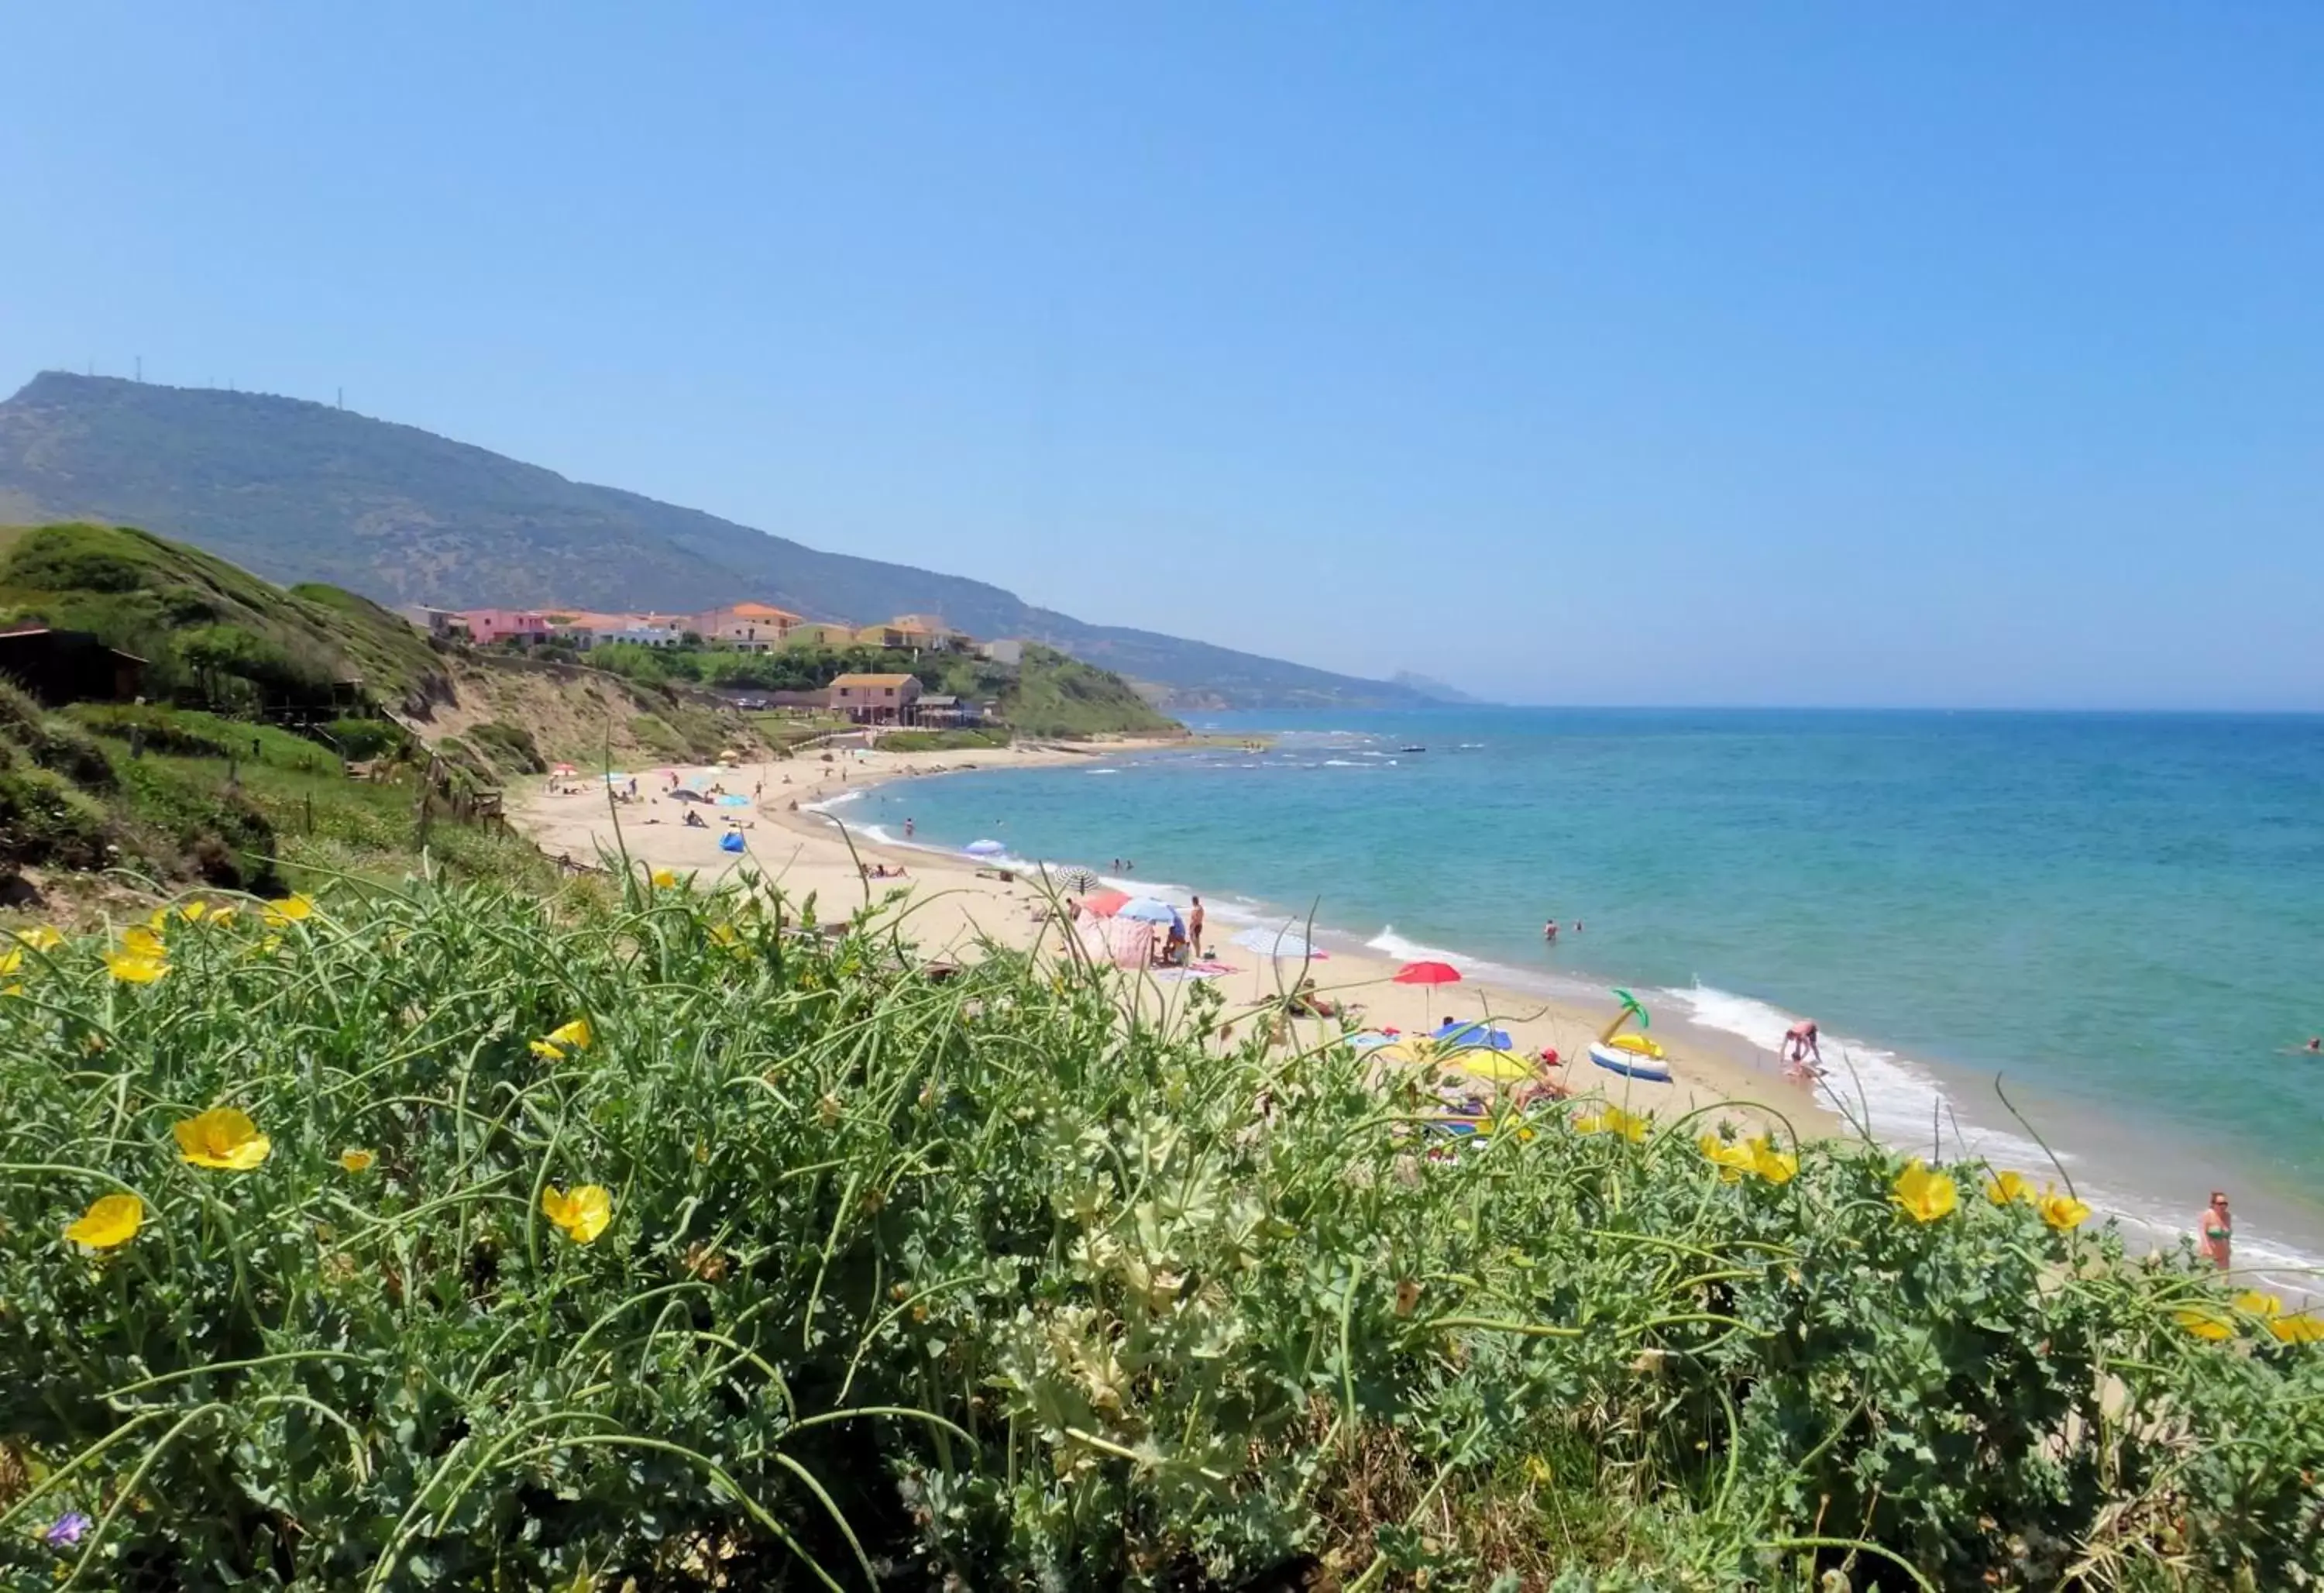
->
[1117,897,1181,927]
[1433,1019,1514,1051]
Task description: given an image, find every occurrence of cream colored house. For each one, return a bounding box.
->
[692,602,803,652]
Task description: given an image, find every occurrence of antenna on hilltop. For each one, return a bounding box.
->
[337,387,344,409]
[136,356,143,382]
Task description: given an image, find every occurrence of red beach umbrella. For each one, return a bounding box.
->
[1392,959,1463,1020]
[1085,889,1132,918]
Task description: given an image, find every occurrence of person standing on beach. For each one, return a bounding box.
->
[1783,1020,1823,1080]
[904,817,915,838]
[1188,896,1205,958]
[2199,1191,2233,1271]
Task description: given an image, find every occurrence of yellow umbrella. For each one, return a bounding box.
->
[1442,1050,1537,1083]
[1373,1039,1537,1083]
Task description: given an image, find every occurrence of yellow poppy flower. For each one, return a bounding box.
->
[1985,1171,2030,1206]
[1749,1138,1800,1185]
[120,925,166,957]
[262,895,315,927]
[2038,1188,2092,1231]
[2233,1290,2283,1319]
[64,1192,143,1250]
[339,1148,376,1174]
[2176,1308,2235,1341]
[529,1017,593,1061]
[1892,1161,1958,1223]
[1577,1106,1648,1141]
[2267,1311,2324,1344]
[173,1107,273,1172]
[0,948,19,978]
[541,1184,612,1243]
[12,926,63,950]
[104,950,169,985]
[179,902,211,923]
[1697,1134,1755,1182]
[206,905,239,928]
[650,868,679,889]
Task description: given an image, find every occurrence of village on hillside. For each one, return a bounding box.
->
[399,600,1028,727]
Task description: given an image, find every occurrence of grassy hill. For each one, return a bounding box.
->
[0,521,802,903]
[0,373,1438,710]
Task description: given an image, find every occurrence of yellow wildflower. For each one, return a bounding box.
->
[2267,1312,2324,1344]
[1697,1134,1755,1182]
[120,925,166,957]
[2177,1308,2235,1341]
[2038,1187,2092,1231]
[104,949,168,984]
[1749,1137,1799,1185]
[529,1017,593,1061]
[651,868,679,889]
[1985,1171,2030,1206]
[173,1107,272,1172]
[12,926,63,950]
[64,1192,143,1249]
[1574,1106,1648,1142]
[2234,1290,2283,1319]
[541,1184,612,1244]
[262,894,315,927]
[339,1148,376,1174]
[0,948,19,978]
[1891,1161,1958,1223]
[178,902,210,923]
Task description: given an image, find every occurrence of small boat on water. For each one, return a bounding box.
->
[1400,745,1427,753]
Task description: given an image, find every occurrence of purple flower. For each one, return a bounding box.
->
[44,1512,91,1548]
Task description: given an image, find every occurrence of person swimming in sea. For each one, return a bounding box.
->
[1542,919,1559,944]
[2199,1190,2233,1271]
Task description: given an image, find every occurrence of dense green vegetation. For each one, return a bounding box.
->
[0,521,445,714]
[552,638,1174,738]
[0,875,2314,1590]
[0,373,1436,708]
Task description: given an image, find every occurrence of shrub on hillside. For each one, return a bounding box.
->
[0,879,2314,1590]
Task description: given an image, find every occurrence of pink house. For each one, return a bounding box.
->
[459,608,552,645]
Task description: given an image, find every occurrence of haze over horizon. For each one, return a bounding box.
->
[6,5,2322,711]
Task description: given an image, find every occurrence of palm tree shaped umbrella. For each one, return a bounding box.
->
[1598,987,1651,1044]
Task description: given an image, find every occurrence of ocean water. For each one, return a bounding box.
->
[841,709,2324,1283]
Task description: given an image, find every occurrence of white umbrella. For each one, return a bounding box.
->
[964,839,1008,857]
[1117,897,1180,926]
[1232,925,1319,959]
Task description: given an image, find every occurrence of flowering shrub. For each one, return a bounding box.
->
[0,880,2316,1590]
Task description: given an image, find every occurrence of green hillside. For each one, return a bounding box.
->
[0,373,1439,710]
[0,521,449,714]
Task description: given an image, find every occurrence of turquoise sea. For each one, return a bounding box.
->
[825,710,2324,1284]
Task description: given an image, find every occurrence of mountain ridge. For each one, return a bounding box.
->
[0,372,1435,710]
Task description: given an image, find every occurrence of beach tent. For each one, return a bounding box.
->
[718,832,746,853]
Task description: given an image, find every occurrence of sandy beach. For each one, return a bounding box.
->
[514,738,1838,1137]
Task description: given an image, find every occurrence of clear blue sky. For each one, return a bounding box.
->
[6,4,2322,708]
